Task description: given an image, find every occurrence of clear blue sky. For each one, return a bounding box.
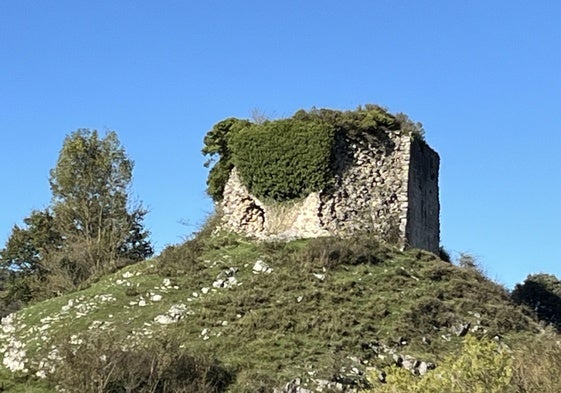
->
[2,1,560,288]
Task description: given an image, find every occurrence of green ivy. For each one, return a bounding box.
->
[202,118,251,201]
[230,119,335,201]
[202,105,424,202]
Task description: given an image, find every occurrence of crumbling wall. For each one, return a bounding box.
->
[219,131,440,253]
[318,131,410,245]
[221,170,330,240]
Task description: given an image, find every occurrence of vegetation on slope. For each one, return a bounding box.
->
[2,219,560,392]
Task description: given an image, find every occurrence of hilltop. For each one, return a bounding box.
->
[2,108,561,392]
[1,219,560,392]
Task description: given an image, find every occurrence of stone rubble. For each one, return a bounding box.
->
[253,259,273,274]
[212,266,242,288]
[0,266,194,377]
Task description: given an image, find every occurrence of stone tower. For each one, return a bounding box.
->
[220,130,440,253]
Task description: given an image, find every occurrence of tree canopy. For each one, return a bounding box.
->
[0,129,153,304]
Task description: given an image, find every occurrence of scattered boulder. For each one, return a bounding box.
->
[275,378,313,393]
[212,267,242,288]
[418,361,436,376]
[452,322,471,337]
[253,260,273,274]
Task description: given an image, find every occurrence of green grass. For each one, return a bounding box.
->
[0,368,52,392]
[0,231,546,392]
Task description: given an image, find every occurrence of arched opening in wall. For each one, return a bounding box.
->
[240,201,265,232]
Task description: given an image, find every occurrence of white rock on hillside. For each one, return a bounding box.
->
[253,260,273,274]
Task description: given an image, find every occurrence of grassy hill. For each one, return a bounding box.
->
[0,220,559,392]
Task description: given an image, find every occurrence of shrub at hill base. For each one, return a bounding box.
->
[50,332,233,393]
[373,336,512,393]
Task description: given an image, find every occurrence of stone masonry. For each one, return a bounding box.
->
[220,130,440,253]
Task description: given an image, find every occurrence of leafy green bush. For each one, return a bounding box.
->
[511,273,561,330]
[372,336,512,393]
[230,118,335,201]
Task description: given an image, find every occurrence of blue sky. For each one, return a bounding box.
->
[1,1,560,288]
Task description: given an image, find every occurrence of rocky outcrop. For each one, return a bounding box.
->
[220,131,440,253]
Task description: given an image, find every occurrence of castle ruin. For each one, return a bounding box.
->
[219,127,440,253]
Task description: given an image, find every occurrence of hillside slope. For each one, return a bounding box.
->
[0,228,552,392]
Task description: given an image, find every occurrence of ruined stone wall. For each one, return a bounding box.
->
[220,131,440,253]
[317,131,411,244]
